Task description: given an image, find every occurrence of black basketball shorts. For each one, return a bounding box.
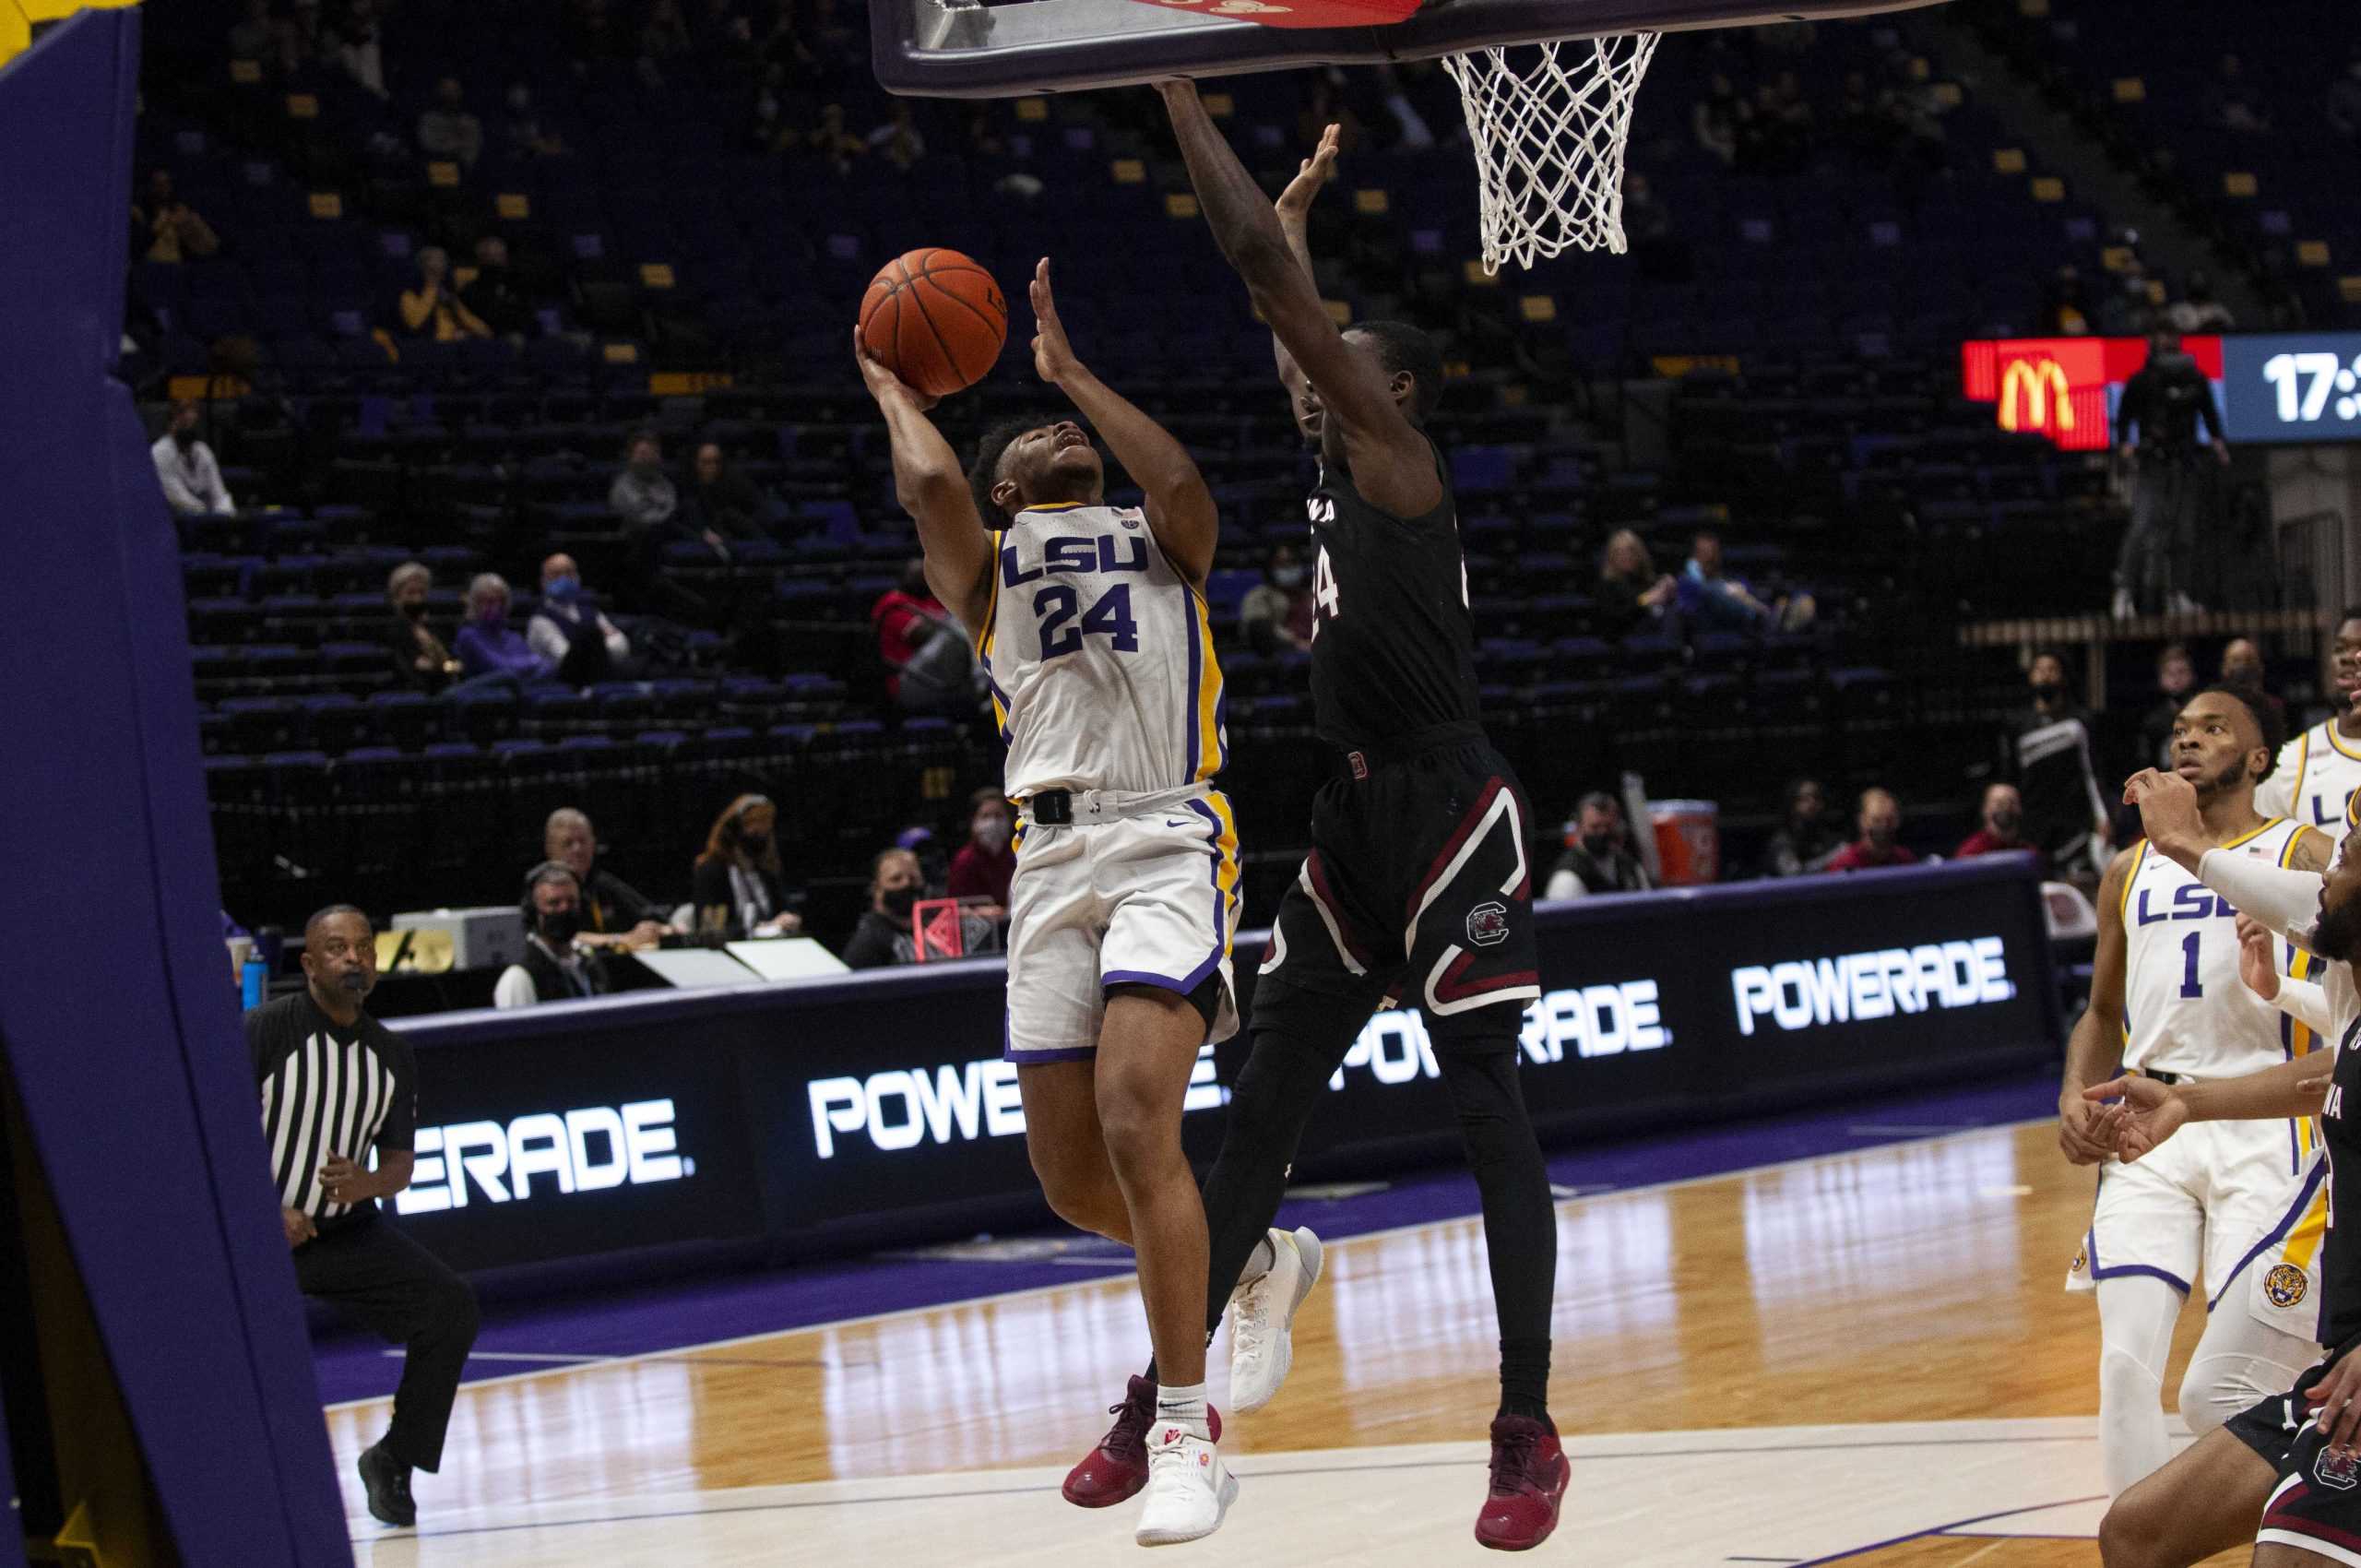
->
[2227,1354,2361,1564]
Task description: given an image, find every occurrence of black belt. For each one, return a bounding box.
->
[1030,789,1073,826]
[2136,1069,2182,1086]
[1338,722,1483,781]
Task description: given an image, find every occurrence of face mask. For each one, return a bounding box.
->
[172,428,197,450]
[544,574,580,601]
[540,909,582,944]
[1272,566,1306,589]
[1989,810,2022,835]
[476,603,504,626]
[1867,827,1897,850]
[2031,681,2064,703]
[401,599,427,620]
[1581,833,1617,859]
[740,832,770,855]
[881,884,919,917]
[975,820,1011,853]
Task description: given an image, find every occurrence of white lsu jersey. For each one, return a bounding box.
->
[2120,818,2319,1091]
[977,501,1227,800]
[2258,721,2361,847]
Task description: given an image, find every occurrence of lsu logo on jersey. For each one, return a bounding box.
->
[999,534,1150,585]
[2319,1447,2361,1491]
[2265,1263,2310,1309]
[1466,901,1510,947]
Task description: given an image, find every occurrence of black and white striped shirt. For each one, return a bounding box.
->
[247,992,417,1227]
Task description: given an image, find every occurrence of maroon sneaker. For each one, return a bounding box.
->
[1474,1414,1569,1550]
[1062,1375,1223,1507]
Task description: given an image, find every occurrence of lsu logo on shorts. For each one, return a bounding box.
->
[2070,1246,2089,1277]
[2267,1263,2310,1310]
[1465,901,1510,947]
[2318,1447,2361,1491]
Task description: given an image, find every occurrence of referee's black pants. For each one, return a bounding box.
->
[295,1216,479,1472]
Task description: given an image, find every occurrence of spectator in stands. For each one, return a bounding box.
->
[568,0,628,62]
[1692,74,1741,165]
[2098,271,2156,339]
[692,793,803,940]
[1238,544,1315,655]
[2112,327,2229,618]
[543,808,671,951]
[396,248,491,342]
[842,849,923,968]
[1825,787,1917,873]
[809,102,868,174]
[2219,636,2287,731]
[454,573,557,685]
[2208,53,2270,136]
[1953,783,2034,863]
[503,84,565,160]
[151,400,235,517]
[946,788,1015,913]
[1761,778,1845,877]
[458,237,531,340]
[680,442,766,552]
[609,431,678,534]
[2007,650,2109,882]
[1679,529,1811,634]
[2165,271,2234,333]
[493,864,612,1007]
[872,559,974,713]
[132,170,219,265]
[1596,529,1679,640]
[334,0,386,98]
[416,77,483,169]
[383,562,463,695]
[2045,265,2094,336]
[2134,642,2197,770]
[527,553,631,686]
[1545,793,1654,899]
[866,101,927,172]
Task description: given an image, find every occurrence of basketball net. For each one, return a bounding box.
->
[1442,30,1660,273]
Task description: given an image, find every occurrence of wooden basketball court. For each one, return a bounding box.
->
[326,1119,2250,1564]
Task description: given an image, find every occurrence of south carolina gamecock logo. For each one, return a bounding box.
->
[1465,901,1510,948]
[2319,1447,2360,1491]
[2267,1264,2310,1309]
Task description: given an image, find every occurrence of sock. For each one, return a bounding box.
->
[1156,1382,1211,1442]
[1497,1336,1551,1423]
[1236,1233,1278,1289]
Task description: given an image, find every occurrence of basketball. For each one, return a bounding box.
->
[858,248,1007,398]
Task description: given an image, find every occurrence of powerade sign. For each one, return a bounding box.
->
[384,858,2058,1277]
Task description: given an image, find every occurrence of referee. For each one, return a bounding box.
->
[252,904,478,1527]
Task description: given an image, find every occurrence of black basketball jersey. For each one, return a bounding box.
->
[1302,440,1484,753]
[2319,1014,2361,1351]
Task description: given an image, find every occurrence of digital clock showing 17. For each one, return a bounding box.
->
[2261,348,2361,424]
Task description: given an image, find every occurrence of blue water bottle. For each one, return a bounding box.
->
[242,955,268,1010]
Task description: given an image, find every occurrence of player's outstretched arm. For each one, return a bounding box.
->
[1158,79,1439,519]
[1025,258,1216,587]
[854,330,995,635]
[2058,845,2137,1164]
[2086,1053,2332,1155]
[1271,124,1339,406]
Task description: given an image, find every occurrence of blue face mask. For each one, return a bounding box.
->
[545,574,580,601]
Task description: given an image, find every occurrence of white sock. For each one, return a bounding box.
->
[1156,1382,1211,1442]
[1236,1233,1278,1289]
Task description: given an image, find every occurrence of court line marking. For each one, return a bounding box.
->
[345,1424,2106,1545]
[325,1111,2051,1412]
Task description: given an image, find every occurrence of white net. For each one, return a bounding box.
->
[1442,31,1660,274]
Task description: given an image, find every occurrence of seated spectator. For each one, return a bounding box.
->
[503,83,565,160]
[872,559,975,713]
[1596,528,1679,640]
[334,0,386,98]
[2134,643,2196,771]
[1620,172,1687,282]
[609,431,678,535]
[151,399,235,517]
[1238,544,1314,655]
[897,825,951,897]
[1954,783,2035,863]
[680,441,766,551]
[493,863,612,1006]
[2008,649,2109,882]
[1825,787,1917,873]
[866,101,926,172]
[841,846,997,968]
[396,247,490,342]
[945,789,1015,913]
[132,170,220,265]
[527,553,631,686]
[1544,792,1654,899]
[458,237,531,339]
[453,573,557,684]
[692,794,803,940]
[543,808,671,951]
[416,77,482,168]
[383,561,463,694]
[2165,272,2234,333]
[1761,777,1845,877]
[1677,529,1811,635]
[2219,636,2288,733]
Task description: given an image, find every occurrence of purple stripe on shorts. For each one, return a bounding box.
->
[1105,954,1222,997]
[2087,1223,2192,1297]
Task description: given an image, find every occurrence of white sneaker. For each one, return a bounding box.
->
[2111,587,2137,621]
[1226,1227,1325,1414]
[1134,1424,1236,1546]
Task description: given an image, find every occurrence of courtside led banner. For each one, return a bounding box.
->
[1962,332,2361,449]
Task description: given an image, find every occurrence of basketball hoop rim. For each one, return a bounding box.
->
[874,0,1951,98]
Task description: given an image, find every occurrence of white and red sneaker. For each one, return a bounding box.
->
[1474,1414,1569,1551]
[1134,1420,1237,1546]
[1226,1226,1324,1413]
[1062,1374,1222,1509]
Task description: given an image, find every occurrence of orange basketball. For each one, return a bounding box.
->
[858,248,1007,398]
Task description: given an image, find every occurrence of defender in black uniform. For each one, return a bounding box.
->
[2084,771,2361,1566]
[1119,83,1563,1550]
